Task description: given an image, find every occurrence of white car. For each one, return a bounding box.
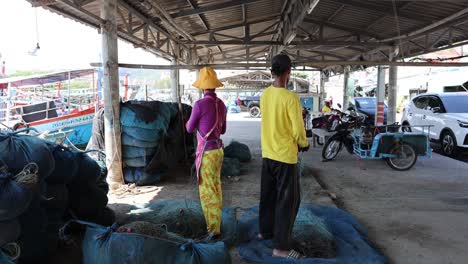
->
[401,92,468,156]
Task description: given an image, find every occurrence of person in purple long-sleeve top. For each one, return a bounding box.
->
[186,67,227,237]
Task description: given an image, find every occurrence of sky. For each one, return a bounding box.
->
[0,0,168,74]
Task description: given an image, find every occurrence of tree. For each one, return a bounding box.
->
[292,72,309,79]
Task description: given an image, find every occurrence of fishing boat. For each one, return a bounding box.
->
[0,69,101,146]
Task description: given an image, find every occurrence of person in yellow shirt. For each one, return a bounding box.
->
[322,100,332,113]
[258,54,309,259]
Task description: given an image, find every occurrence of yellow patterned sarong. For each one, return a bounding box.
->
[199,148,224,235]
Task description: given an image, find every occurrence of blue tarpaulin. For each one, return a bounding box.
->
[237,205,387,264]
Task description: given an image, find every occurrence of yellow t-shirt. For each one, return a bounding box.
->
[322,105,331,113]
[260,86,309,164]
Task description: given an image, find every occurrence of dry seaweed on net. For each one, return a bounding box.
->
[292,213,337,258]
[128,199,208,240]
[159,200,207,239]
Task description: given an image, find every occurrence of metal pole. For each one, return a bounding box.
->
[101,0,124,188]
[376,66,386,126]
[388,47,398,125]
[171,58,179,102]
[342,66,350,110]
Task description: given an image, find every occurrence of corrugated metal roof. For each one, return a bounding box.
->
[29,0,468,67]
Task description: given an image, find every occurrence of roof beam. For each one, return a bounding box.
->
[381,9,468,42]
[117,0,172,41]
[148,1,194,41]
[76,0,95,6]
[171,0,263,19]
[334,0,430,23]
[272,0,321,55]
[91,61,468,71]
[183,40,389,47]
[300,49,348,60]
[186,0,223,54]
[326,4,345,23]
[365,1,416,33]
[283,0,321,45]
[452,25,468,35]
[304,18,382,40]
[191,15,280,36]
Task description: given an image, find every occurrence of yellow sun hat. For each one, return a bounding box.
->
[192,67,224,90]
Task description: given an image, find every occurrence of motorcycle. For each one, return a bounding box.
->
[310,104,344,145]
[321,108,367,161]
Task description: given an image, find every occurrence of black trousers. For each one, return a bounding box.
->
[259,158,301,250]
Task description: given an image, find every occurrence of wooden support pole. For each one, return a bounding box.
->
[342,66,350,110]
[375,65,386,126]
[101,0,124,188]
[319,70,326,110]
[171,58,179,102]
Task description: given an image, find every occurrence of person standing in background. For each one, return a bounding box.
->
[258,54,309,259]
[186,67,227,238]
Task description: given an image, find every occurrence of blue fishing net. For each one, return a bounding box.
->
[238,205,386,264]
[126,200,239,246]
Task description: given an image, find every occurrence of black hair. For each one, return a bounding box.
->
[271,54,291,76]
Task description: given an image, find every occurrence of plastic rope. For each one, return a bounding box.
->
[1,243,21,261]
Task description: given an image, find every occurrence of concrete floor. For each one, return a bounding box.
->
[225,112,468,264]
[306,149,468,264]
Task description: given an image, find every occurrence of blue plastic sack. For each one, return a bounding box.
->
[124,168,163,186]
[122,146,158,159]
[64,220,231,264]
[123,156,154,168]
[121,106,172,131]
[0,220,21,246]
[0,133,55,179]
[0,171,33,221]
[122,132,159,148]
[121,126,161,142]
[238,205,387,264]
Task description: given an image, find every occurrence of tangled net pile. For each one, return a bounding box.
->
[292,208,336,258]
[127,200,208,239]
